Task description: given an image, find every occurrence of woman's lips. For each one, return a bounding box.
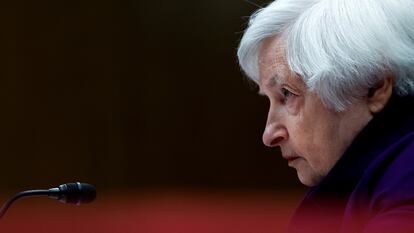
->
[281,151,300,164]
[285,156,300,164]
[287,157,299,162]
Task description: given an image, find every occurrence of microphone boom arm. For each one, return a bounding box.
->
[0,182,96,219]
[0,189,49,218]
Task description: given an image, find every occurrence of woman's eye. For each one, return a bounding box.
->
[281,88,295,100]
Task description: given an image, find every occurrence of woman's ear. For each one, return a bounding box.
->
[367,76,393,114]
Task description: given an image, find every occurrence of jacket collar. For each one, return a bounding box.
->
[289,95,414,233]
[307,95,414,200]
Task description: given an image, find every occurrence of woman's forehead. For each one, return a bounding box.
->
[261,35,288,58]
[259,38,290,79]
[258,36,307,92]
[259,63,306,91]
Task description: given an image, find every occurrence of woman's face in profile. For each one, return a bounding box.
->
[258,36,373,186]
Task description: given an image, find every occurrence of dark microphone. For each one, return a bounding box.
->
[0,182,96,219]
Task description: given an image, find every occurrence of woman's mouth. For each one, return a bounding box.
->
[286,156,300,164]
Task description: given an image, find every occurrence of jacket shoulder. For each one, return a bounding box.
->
[343,133,414,232]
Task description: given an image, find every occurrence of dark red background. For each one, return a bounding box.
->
[1,190,303,233]
[0,0,307,231]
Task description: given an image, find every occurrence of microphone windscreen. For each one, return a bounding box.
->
[58,182,96,204]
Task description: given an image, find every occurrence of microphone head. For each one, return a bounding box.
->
[57,182,96,205]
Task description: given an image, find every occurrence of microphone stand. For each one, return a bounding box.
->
[0,182,96,219]
[0,190,50,218]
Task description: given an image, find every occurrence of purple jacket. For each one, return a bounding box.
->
[289,96,414,233]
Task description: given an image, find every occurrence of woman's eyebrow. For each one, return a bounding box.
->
[266,75,277,87]
[257,74,283,96]
[263,73,284,89]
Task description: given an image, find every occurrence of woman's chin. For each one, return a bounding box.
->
[296,168,323,187]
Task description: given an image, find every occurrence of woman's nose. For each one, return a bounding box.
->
[262,122,288,147]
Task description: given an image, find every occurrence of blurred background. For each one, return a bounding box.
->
[0,0,306,232]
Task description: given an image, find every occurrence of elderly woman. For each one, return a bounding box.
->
[237,0,414,232]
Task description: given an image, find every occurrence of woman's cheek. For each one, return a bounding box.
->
[286,96,301,115]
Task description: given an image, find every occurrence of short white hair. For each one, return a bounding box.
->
[238,0,414,111]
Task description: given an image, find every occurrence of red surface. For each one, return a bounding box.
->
[0,190,303,233]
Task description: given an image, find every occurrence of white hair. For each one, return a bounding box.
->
[238,0,414,111]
